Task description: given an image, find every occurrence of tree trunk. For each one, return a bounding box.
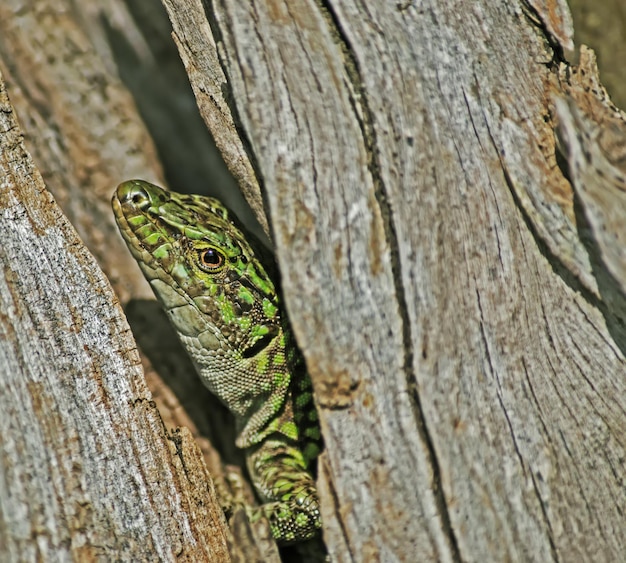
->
[1,0,625,561]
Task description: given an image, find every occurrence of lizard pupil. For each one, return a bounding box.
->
[200,248,223,269]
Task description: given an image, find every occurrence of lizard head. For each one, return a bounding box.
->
[111,179,282,358]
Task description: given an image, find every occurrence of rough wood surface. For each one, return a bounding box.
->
[0,1,277,561]
[0,0,164,305]
[0,74,231,561]
[2,0,626,561]
[164,1,626,561]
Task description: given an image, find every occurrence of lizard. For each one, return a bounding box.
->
[111,179,322,544]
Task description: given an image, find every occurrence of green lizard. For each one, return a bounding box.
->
[112,179,322,544]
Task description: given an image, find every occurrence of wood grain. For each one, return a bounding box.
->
[0,73,231,561]
[2,0,626,561]
[165,1,626,560]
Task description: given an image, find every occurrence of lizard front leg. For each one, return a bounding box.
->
[246,438,321,543]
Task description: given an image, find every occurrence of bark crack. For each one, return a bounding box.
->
[481,110,603,314]
[519,1,567,66]
[202,0,268,215]
[314,1,461,559]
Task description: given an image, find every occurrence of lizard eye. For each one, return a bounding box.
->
[198,247,225,271]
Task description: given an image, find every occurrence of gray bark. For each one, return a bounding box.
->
[164,1,626,560]
[1,0,625,561]
[0,0,270,560]
[0,77,231,560]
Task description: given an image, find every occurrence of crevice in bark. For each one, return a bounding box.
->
[102,0,225,196]
[483,118,603,316]
[200,0,270,221]
[520,1,568,65]
[125,298,242,466]
[314,1,462,559]
[570,184,626,351]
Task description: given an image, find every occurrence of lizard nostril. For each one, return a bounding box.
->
[116,180,151,209]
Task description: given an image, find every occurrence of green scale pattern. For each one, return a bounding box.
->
[112,180,322,543]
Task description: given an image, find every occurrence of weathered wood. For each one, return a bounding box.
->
[164,1,626,561]
[0,1,275,560]
[556,48,626,298]
[2,0,626,561]
[0,0,164,305]
[159,0,267,233]
[0,73,231,561]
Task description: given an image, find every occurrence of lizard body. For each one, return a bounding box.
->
[112,179,322,544]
